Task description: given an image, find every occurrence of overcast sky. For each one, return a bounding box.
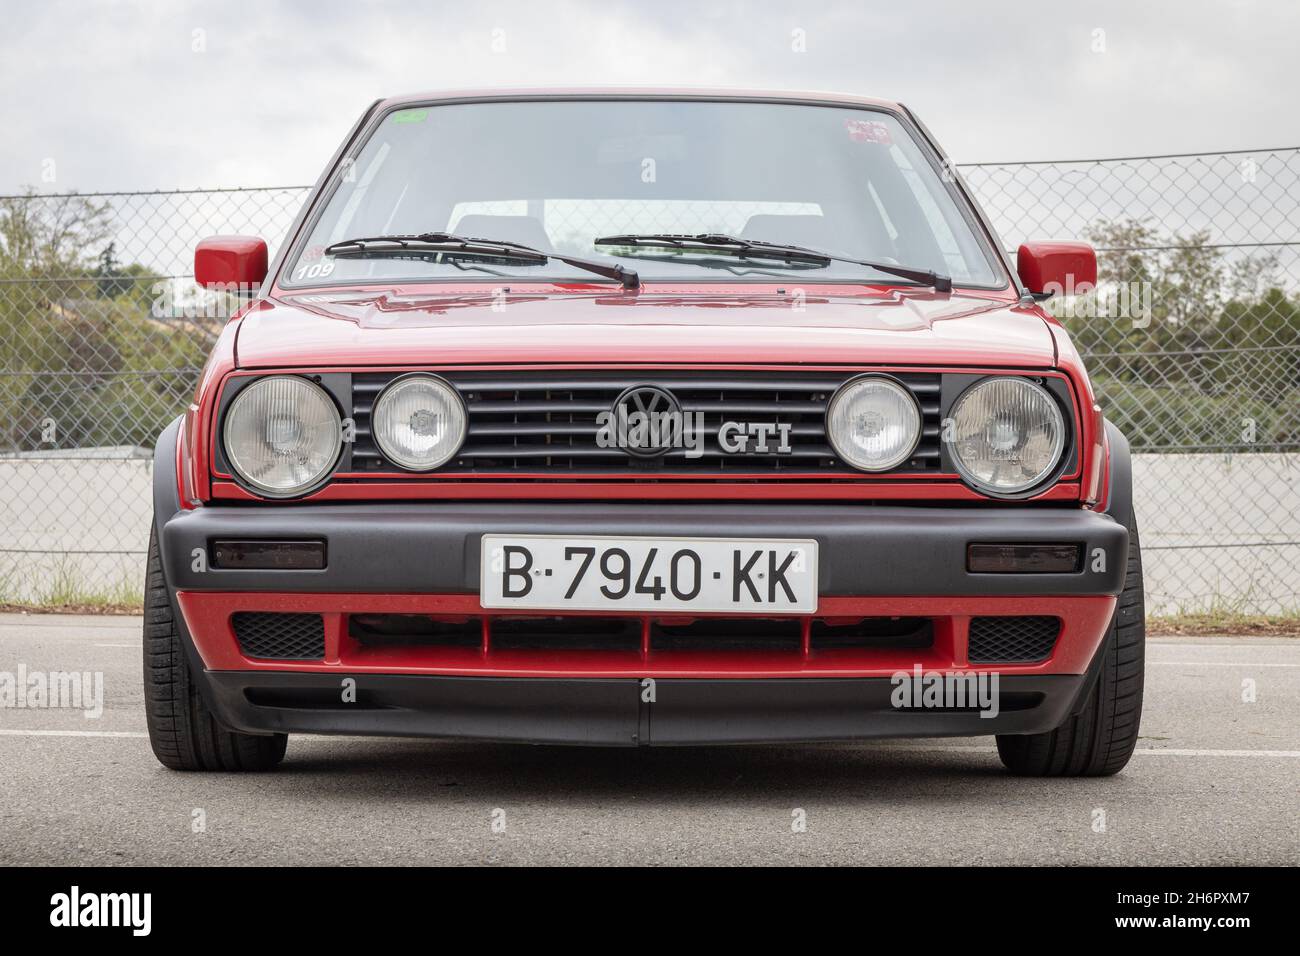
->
[3,0,1297,194]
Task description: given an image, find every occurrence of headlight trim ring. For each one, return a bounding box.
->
[221,374,344,499]
[946,375,1068,499]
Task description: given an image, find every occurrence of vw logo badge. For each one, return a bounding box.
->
[610,384,682,458]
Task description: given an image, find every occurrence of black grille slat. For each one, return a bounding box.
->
[449,375,850,392]
[678,400,827,414]
[650,618,802,652]
[350,370,943,475]
[663,444,838,459]
[968,616,1061,663]
[466,399,613,414]
[490,617,643,651]
[232,612,325,660]
[470,421,602,437]
[811,617,933,650]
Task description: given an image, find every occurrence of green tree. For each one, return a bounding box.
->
[1,189,210,450]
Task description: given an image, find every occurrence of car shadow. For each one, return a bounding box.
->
[267,737,1018,804]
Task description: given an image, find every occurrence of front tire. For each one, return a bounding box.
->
[143,525,288,771]
[996,519,1145,777]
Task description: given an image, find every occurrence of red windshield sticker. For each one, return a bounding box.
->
[845,119,892,144]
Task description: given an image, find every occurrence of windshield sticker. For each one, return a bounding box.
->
[292,259,336,282]
[391,108,428,124]
[845,118,892,144]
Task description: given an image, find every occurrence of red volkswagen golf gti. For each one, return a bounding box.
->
[145,90,1143,775]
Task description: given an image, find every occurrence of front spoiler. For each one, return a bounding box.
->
[205,671,1087,745]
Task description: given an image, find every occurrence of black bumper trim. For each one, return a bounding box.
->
[204,671,1086,745]
[161,501,1128,597]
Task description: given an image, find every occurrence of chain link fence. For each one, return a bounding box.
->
[1,148,1297,613]
[0,187,306,604]
[962,148,1299,614]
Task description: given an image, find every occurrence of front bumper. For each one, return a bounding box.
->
[162,500,1128,597]
[157,499,1125,744]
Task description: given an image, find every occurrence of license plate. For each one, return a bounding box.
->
[480,534,818,613]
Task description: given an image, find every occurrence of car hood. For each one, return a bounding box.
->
[234,287,1056,368]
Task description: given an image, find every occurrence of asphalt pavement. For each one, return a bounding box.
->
[1,613,1296,866]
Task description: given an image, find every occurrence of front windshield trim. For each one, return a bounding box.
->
[274,95,1011,293]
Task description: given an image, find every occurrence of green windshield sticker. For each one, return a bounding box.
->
[391,109,428,124]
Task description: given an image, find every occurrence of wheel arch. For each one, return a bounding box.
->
[1101,419,1134,532]
[149,416,217,688]
[152,417,184,534]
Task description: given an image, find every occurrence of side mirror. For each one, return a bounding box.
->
[195,235,268,291]
[1016,241,1096,297]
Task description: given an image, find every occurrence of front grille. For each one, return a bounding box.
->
[343,613,935,656]
[349,613,480,648]
[967,616,1060,663]
[651,618,802,652]
[492,617,642,651]
[349,370,941,474]
[810,617,932,650]
[232,612,325,660]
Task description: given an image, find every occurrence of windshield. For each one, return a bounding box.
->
[283,99,1005,288]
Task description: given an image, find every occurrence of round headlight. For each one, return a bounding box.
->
[826,375,923,472]
[948,377,1066,496]
[223,376,342,498]
[372,374,466,471]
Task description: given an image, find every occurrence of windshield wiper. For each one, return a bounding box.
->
[324,233,639,289]
[593,233,951,292]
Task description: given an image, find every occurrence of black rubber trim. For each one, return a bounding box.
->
[201,671,1086,745]
[152,419,244,724]
[1101,420,1134,531]
[900,102,1020,294]
[152,418,183,532]
[1067,606,1113,719]
[263,98,384,292]
[159,501,1129,596]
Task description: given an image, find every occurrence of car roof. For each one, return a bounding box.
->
[377,87,905,112]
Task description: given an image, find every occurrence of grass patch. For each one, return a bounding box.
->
[33,557,143,608]
[0,600,142,616]
[1147,611,1300,637]
[0,557,143,615]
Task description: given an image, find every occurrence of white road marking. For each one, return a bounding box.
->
[878,745,1300,758]
[1135,748,1300,757]
[93,643,141,648]
[0,729,148,738]
[1149,660,1300,668]
[0,618,139,630]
